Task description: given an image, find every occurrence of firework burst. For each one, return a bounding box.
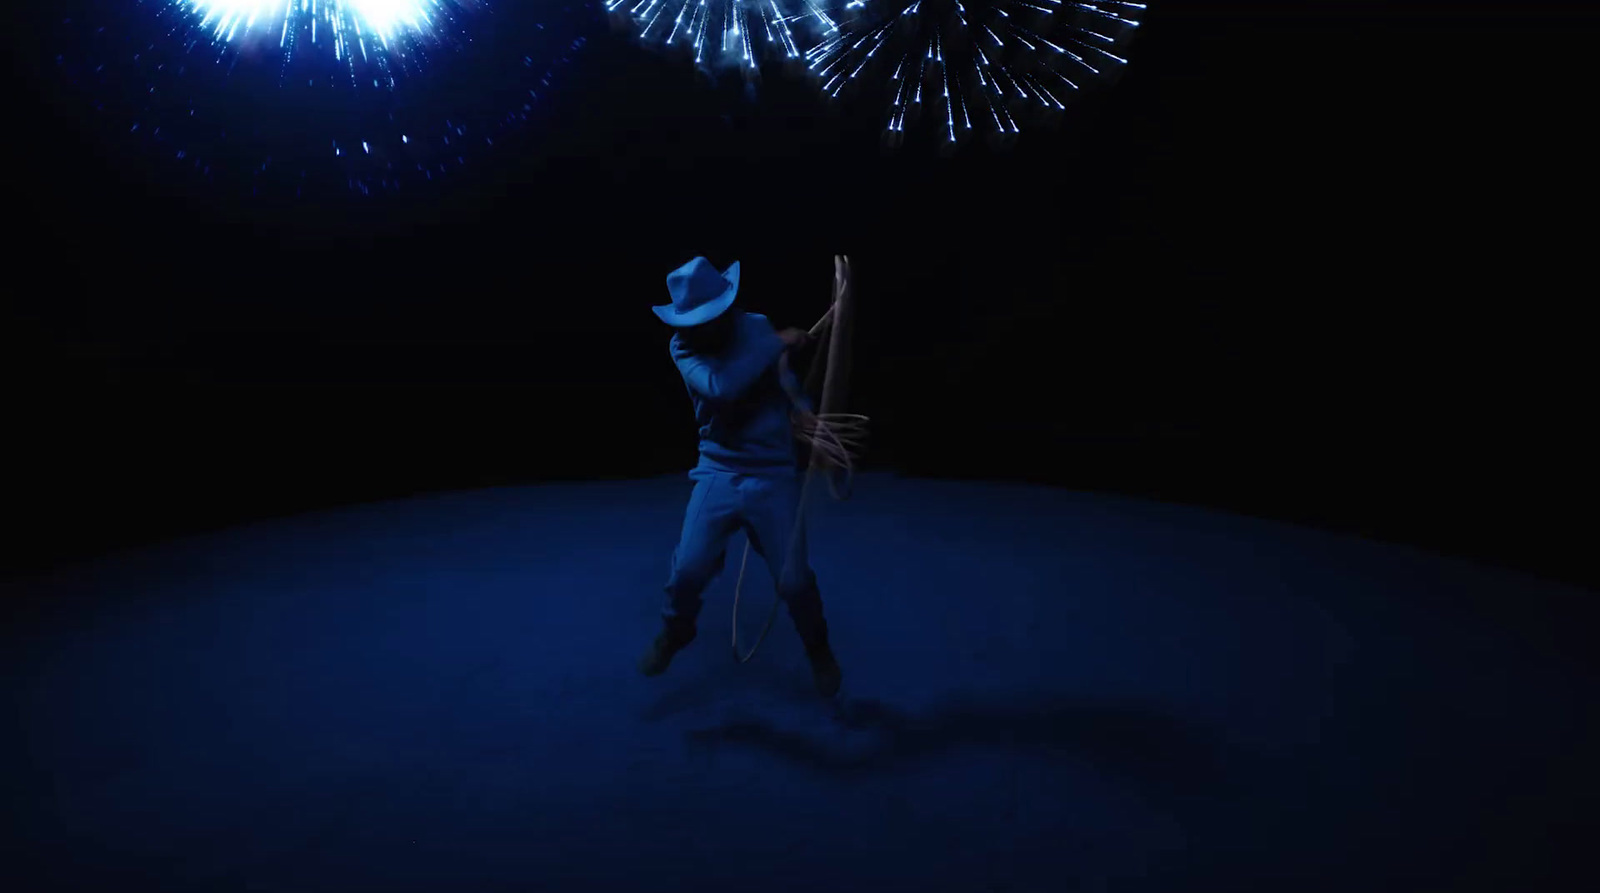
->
[806,0,1144,144]
[175,1,448,86]
[48,1,593,198]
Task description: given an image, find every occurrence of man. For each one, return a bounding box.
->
[639,256,843,698]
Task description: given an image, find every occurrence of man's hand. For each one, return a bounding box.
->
[778,327,813,350]
[791,407,821,438]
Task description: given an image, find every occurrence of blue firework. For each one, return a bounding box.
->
[48,0,594,197]
[806,0,1145,142]
[174,1,452,86]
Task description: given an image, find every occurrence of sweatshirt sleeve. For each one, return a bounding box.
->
[671,323,785,405]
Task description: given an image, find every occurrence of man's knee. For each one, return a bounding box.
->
[665,568,708,600]
[666,549,723,598]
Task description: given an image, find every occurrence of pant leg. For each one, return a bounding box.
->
[662,470,743,627]
[738,474,828,644]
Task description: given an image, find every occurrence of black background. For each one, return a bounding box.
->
[5,1,1596,587]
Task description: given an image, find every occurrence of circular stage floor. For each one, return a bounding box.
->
[4,474,1593,891]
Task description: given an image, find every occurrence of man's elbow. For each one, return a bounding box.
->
[693,377,730,404]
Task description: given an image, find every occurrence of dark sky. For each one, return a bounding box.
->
[5,1,1597,584]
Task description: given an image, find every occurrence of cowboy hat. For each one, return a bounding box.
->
[653,257,741,327]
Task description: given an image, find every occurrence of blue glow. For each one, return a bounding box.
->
[53,0,588,197]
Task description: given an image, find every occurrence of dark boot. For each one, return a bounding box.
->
[805,638,842,699]
[639,620,697,677]
[788,590,841,698]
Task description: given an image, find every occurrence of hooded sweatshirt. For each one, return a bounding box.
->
[670,311,813,476]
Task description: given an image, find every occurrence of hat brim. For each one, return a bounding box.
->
[653,261,740,327]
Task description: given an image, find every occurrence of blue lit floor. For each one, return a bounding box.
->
[3,475,1593,891]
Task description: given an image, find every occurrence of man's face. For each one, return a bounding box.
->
[680,312,736,353]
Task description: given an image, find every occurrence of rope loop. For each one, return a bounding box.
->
[732,259,866,664]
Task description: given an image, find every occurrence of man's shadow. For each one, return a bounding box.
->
[685,695,1231,807]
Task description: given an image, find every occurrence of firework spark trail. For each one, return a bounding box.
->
[801,0,1145,142]
[186,1,444,45]
[610,0,808,69]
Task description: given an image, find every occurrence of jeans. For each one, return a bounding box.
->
[661,467,826,638]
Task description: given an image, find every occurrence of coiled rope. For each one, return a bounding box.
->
[731,258,867,664]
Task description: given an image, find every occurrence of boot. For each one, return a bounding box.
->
[639,620,697,677]
[805,638,842,699]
